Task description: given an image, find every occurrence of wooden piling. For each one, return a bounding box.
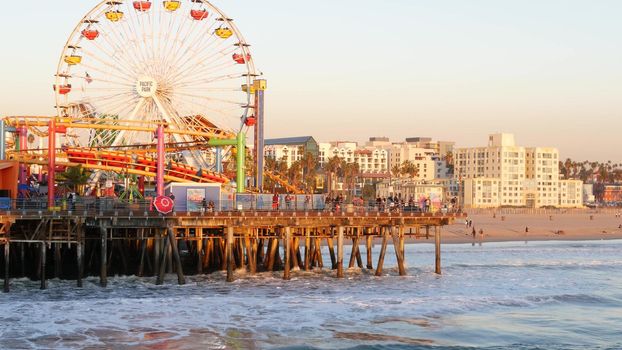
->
[100,227,107,287]
[156,233,170,285]
[226,226,234,282]
[3,242,9,293]
[392,227,406,276]
[283,227,291,280]
[435,226,441,275]
[196,236,203,274]
[314,237,324,268]
[375,227,388,277]
[168,228,185,285]
[54,243,62,279]
[304,229,311,271]
[366,234,373,270]
[20,243,25,277]
[337,226,344,278]
[76,240,83,288]
[267,237,279,272]
[40,242,47,290]
[137,239,146,277]
[327,236,336,269]
[154,235,161,277]
[348,237,358,269]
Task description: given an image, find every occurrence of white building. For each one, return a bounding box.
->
[454,133,582,208]
[318,141,388,174]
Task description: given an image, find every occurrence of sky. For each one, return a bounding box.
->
[1,0,621,161]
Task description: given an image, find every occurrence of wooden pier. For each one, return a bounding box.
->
[0,209,464,292]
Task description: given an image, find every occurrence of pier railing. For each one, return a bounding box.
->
[0,197,463,218]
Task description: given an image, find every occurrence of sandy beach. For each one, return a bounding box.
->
[432,211,622,244]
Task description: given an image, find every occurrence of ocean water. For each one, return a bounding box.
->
[1,240,621,350]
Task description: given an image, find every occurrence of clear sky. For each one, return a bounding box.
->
[1,1,621,161]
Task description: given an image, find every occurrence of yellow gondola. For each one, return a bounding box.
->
[64,55,83,65]
[215,27,233,39]
[105,11,124,22]
[163,0,181,11]
[241,84,255,94]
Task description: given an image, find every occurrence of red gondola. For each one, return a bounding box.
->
[133,1,152,11]
[81,29,99,40]
[244,116,256,126]
[232,53,251,64]
[190,9,208,20]
[54,84,72,95]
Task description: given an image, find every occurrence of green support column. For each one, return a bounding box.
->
[208,132,246,193]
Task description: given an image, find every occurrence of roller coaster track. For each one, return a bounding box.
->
[264,170,305,194]
[8,149,229,184]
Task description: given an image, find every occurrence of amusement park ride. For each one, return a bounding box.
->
[0,0,283,207]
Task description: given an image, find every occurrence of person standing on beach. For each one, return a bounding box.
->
[479,229,484,240]
[472,227,476,238]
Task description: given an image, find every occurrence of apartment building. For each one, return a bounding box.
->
[454,133,582,208]
[318,141,389,174]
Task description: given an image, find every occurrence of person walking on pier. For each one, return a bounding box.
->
[272,193,279,211]
[201,198,207,214]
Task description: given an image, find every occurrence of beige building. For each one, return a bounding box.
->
[558,180,583,208]
[463,178,501,208]
[454,133,582,208]
[318,141,389,174]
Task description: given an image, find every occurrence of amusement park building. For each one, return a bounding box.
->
[264,136,319,168]
[454,133,583,208]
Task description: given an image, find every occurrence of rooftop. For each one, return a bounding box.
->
[265,136,316,146]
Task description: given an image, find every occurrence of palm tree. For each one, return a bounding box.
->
[325,156,343,193]
[300,152,318,192]
[343,162,360,198]
[400,160,418,179]
[57,165,90,193]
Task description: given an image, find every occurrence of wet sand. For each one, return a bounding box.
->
[431,212,622,244]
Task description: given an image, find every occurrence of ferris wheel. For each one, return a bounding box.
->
[53,0,258,170]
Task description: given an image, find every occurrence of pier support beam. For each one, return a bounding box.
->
[76,240,83,288]
[40,242,47,290]
[435,226,441,275]
[226,226,234,282]
[366,234,373,270]
[283,227,291,280]
[3,242,9,293]
[156,233,170,285]
[100,227,107,287]
[393,227,406,276]
[168,228,186,285]
[337,226,344,278]
[375,227,388,277]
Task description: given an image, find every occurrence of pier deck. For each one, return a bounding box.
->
[1,206,464,292]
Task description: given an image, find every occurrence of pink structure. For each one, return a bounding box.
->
[155,125,165,197]
[48,119,56,208]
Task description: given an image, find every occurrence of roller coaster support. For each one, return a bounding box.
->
[156,125,165,197]
[208,132,246,193]
[17,124,28,186]
[48,118,56,208]
[215,147,223,173]
[0,119,6,160]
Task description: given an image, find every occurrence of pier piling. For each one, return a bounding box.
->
[283,227,291,280]
[337,226,344,278]
[435,226,441,275]
[3,242,9,293]
[100,227,107,287]
[40,242,46,290]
